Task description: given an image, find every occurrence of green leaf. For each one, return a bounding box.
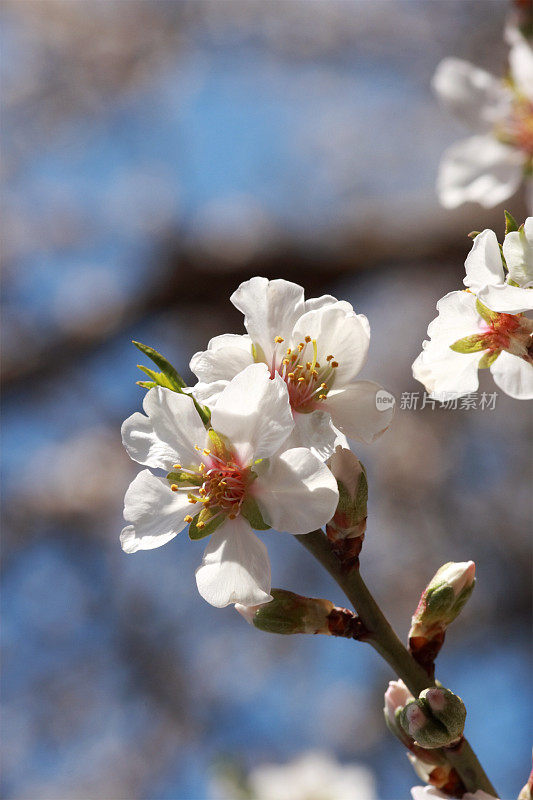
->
[504,210,519,235]
[450,334,486,354]
[240,496,271,530]
[137,364,180,391]
[478,350,500,369]
[475,298,499,324]
[136,380,157,389]
[132,340,186,389]
[188,508,225,540]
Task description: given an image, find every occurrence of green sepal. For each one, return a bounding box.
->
[475,298,499,324]
[478,350,500,369]
[136,380,156,389]
[504,210,519,235]
[251,342,266,364]
[166,470,203,487]
[133,340,186,389]
[240,496,271,531]
[188,508,225,540]
[207,429,233,461]
[450,334,486,354]
[468,230,481,239]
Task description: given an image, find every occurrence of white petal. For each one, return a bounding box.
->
[230,277,305,363]
[411,788,447,800]
[509,35,533,102]
[190,380,229,409]
[189,334,253,382]
[412,342,481,401]
[253,447,338,534]
[304,294,338,312]
[427,290,483,342]
[476,283,533,313]
[463,229,505,292]
[432,58,512,130]
[121,387,207,470]
[285,409,349,461]
[437,135,525,209]
[211,363,294,463]
[503,217,533,287]
[195,517,272,608]
[292,303,370,385]
[490,350,533,399]
[325,381,395,444]
[121,469,196,553]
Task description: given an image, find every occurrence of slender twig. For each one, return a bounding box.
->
[296,529,497,797]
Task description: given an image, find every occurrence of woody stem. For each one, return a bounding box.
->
[295,529,497,797]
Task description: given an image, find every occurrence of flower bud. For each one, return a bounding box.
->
[326,447,367,550]
[409,562,476,672]
[384,679,415,747]
[407,753,463,795]
[400,687,466,749]
[237,589,334,635]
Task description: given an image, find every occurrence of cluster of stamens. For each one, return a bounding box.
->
[497,97,533,156]
[171,447,248,529]
[270,334,339,412]
[481,312,532,358]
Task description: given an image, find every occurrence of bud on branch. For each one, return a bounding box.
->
[326,447,368,564]
[236,589,368,640]
[409,561,476,675]
[400,686,466,749]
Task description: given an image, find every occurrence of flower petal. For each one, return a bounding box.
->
[411,788,447,800]
[509,33,533,102]
[190,380,229,409]
[195,517,272,608]
[230,277,305,363]
[121,387,208,470]
[412,342,481,401]
[490,350,533,399]
[427,290,483,342]
[437,135,525,209]
[324,381,395,443]
[502,217,533,288]
[121,469,196,553]
[253,447,338,534]
[286,409,348,461]
[463,229,505,292]
[292,303,370,385]
[432,58,512,130]
[476,283,533,313]
[189,334,253,382]
[211,363,294,463]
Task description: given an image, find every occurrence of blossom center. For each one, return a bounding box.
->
[269,335,338,412]
[481,312,533,357]
[171,446,249,528]
[498,98,533,156]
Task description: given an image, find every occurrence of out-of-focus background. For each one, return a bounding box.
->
[1,2,531,799]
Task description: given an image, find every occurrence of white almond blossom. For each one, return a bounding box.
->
[433,27,533,209]
[189,277,394,459]
[413,221,533,400]
[242,751,376,800]
[412,787,499,800]
[120,363,338,608]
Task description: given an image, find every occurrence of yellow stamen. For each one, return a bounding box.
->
[297,343,304,351]
[274,336,284,343]
[298,377,305,383]
[184,515,193,524]
[304,335,311,343]
[319,394,327,400]
[326,354,333,362]
[331,361,339,368]
[203,448,211,455]
[173,464,182,470]
[197,521,205,529]
[170,484,178,492]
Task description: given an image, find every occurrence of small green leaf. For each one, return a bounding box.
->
[188,508,225,540]
[475,298,499,324]
[478,350,500,369]
[240,496,271,530]
[137,364,179,391]
[132,340,186,389]
[504,210,519,235]
[450,334,486,354]
[136,380,157,389]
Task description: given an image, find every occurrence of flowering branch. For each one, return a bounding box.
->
[295,528,497,798]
